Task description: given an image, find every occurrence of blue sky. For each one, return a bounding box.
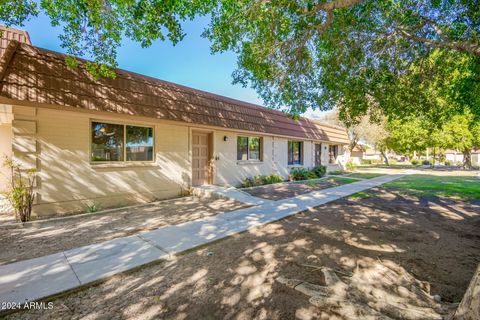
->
[19,12,324,118]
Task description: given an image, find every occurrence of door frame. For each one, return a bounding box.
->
[190,128,214,186]
[314,143,322,167]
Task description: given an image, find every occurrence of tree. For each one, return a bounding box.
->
[0,0,214,77]
[440,112,480,168]
[205,0,480,115]
[1,0,478,116]
[326,107,390,164]
[385,117,429,157]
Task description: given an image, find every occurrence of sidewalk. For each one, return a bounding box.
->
[0,174,403,311]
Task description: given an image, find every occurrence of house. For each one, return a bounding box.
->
[0,27,349,217]
[349,144,366,165]
[444,149,480,166]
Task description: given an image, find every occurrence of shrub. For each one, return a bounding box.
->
[444,160,453,166]
[422,159,431,165]
[360,159,372,165]
[311,165,327,178]
[289,168,310,181]
[410,159,420,165]
[239,173,283,188]
[346,160,356,171]
[389,158,398,165]
[86,202,102,213]
[289,166,326,181]
[262,174,283,185]
[239,176,262,188]
[1,158,37,223]
[289,168,317,181]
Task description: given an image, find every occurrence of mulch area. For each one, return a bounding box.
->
[0,197,248,265]
[243,178,355,201]
[8,187,479,319]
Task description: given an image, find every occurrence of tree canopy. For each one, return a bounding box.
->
[1,0,479,118]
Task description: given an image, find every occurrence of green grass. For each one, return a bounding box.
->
[328,170,347,175]
[351,174,480,200]
[347,172,384,179]
[348,191,371,199]
[328,177,359,184]
[302,177,358,187]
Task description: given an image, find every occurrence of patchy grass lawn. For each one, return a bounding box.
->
[352,174,480,200]
[9,183,479,320]
[243,177,358,201]
[346,172,384,179]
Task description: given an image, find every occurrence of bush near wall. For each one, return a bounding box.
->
[289,166,326,181]
[346,160,356,171]
[410,159,420,165]
[239,174,284,188]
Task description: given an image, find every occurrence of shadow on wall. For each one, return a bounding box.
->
[33,138,190,217]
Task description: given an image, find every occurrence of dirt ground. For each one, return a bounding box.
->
[0,197,248,265]
[8,187,479,320]
[243,178,356,201]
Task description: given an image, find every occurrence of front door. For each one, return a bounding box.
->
[315,143,322,166]
[192,131,210,186]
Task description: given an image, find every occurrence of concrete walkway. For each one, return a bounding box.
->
[0,174,403,310]
[192,184,273,205]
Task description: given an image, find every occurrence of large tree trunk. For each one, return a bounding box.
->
[463,148,472,169]
[431,147,436,167]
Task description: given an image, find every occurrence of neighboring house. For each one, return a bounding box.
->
[444,149,480,165]
[349,144,367,165]
[0,27,349,217]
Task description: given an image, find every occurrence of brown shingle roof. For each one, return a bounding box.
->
[0,41,349,144]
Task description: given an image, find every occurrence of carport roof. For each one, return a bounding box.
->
[0,41,349,144]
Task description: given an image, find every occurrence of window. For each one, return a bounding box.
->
[329,145,338,164]
[237,136,262,161]
[126,126,154,161]
[91,121,153,162]
[288,141,303,165]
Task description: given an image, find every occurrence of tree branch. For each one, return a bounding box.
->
[307,0,364,14]
[396,27,480,56]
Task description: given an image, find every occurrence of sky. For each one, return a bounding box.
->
[18,12,325,119]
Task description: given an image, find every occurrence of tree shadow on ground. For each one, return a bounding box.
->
[8,188,480,320]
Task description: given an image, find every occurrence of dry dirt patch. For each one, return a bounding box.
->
[0,197,248,265]
[243,177,357,201]
[8,188,479,320]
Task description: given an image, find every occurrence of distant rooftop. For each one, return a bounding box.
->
[0,26,31,58]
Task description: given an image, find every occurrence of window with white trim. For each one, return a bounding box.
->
[91,121,153,162]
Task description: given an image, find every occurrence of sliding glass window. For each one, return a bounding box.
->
[91,121,153,162]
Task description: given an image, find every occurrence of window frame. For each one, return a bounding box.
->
[288,140,304,166]
[90,119,155,164]
[236,135,263,162]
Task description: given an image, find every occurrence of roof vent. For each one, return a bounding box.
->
[0,26,31,58]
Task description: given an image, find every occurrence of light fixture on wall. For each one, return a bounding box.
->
[223,136,229,142]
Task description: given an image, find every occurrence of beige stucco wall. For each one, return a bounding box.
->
[472,153,479,166]
[8,103,348,216]
[213,131,319,186]
[10,105,191,217]
[0,123,12,191]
